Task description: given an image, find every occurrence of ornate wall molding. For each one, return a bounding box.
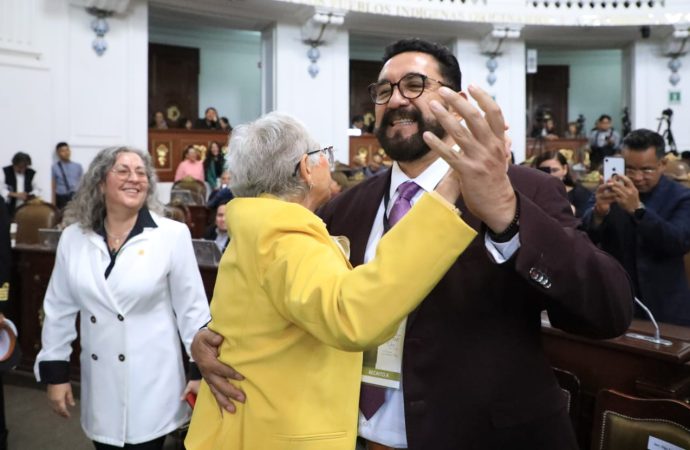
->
[276,0,690,26]
[0,0,42,60]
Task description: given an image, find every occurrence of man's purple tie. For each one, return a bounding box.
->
[360,180,422,420]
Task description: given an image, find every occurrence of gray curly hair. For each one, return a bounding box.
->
[62,146,163,230]
[226,112,321,199]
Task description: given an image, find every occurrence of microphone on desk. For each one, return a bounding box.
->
[625,297,673,346]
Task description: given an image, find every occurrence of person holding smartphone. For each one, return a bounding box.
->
[583,128,690,326]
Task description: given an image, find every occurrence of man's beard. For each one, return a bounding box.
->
[375,106,446,162]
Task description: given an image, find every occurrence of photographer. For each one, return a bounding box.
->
[583,129,690,326]
[588,114,621,169]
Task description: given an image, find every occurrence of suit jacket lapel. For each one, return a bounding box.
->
[348,171,391,266]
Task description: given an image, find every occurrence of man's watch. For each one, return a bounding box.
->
[633,202,646,220]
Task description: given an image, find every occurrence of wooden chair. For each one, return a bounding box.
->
[164,201,192,227]
[591,389,690,450]
[665,159,690,189]
[553,367,581,430]
[171,177,207,205]
[14,200,60,245]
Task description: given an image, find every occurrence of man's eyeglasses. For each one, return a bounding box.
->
[625,167,658,177]
[111,165,148,181]
[293,146,335,176]
[368,73,450,105]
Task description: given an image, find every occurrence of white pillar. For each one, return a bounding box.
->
[268,22,350,164]
[0,0,148,199]
[452,38,527,162]
[629,41,689,151]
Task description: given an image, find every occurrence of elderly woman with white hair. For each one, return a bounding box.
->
[185,112,476,450]
[35,146,211,450]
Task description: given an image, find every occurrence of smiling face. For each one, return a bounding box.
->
[215,203,227,232]
[185,148,198,161]
[101,152,149,213]
[374,52,448,162]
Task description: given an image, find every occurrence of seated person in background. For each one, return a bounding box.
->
[351,114,365,130]
[207,172,234,209]
[203,203,229,252]
[182,118,194,130]
[1,152,40,217]
[533,150,591,218]
[588,114,621,170]
[195,107,220,130]
[175,146,205,183]
[204,141,225,189]
[184,111,476,450]
[363,153,385,178]
[564,121,580,139]
[150,111,168,129]
[531,117,559,140]
[52,142,83,210]
[219,117,232,132]
[583,129,690,326]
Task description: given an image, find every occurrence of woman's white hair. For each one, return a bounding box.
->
[226,112,321,199]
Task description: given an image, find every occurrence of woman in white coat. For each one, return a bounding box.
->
[34,147,211,449]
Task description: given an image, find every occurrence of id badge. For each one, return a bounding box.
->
[361,318,406,389]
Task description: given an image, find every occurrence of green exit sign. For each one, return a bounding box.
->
[669,91,681,105]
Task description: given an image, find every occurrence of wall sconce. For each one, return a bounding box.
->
[480,25,522,86]
[83,0,130,57]
[663,24,689,86]
[300,9,346,78]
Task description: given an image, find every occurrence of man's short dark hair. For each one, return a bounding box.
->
[598,114,612,122]
[622,129,666,159]
[382,38,462,91]
[12,152,32,166]
[56,142,69,151]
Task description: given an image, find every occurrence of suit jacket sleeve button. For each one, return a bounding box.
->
[118,354,125,362]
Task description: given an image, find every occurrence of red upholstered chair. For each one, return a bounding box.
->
[591,389,690,450]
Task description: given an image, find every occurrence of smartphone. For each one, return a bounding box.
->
[185,392,197,408]
[603,157,625,183]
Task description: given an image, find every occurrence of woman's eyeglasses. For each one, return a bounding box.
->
[111,165,147,181]
[293,146,335,176]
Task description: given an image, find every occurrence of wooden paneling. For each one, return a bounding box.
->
[525,137,588,159]
[148,43,200,128]
[349,135,387,167]
[148,129,230,182]
[349,60,381,130]
[527,65,569,137]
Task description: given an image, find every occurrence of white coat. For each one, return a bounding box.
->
[34,212,211,446]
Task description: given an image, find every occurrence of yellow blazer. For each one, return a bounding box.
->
[186,192,476,450]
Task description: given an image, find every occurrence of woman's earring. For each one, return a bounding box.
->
[308,182,314,190]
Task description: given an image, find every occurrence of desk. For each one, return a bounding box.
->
[542,314,690,446]
[526,137,588,159]
[9,245,218,377]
